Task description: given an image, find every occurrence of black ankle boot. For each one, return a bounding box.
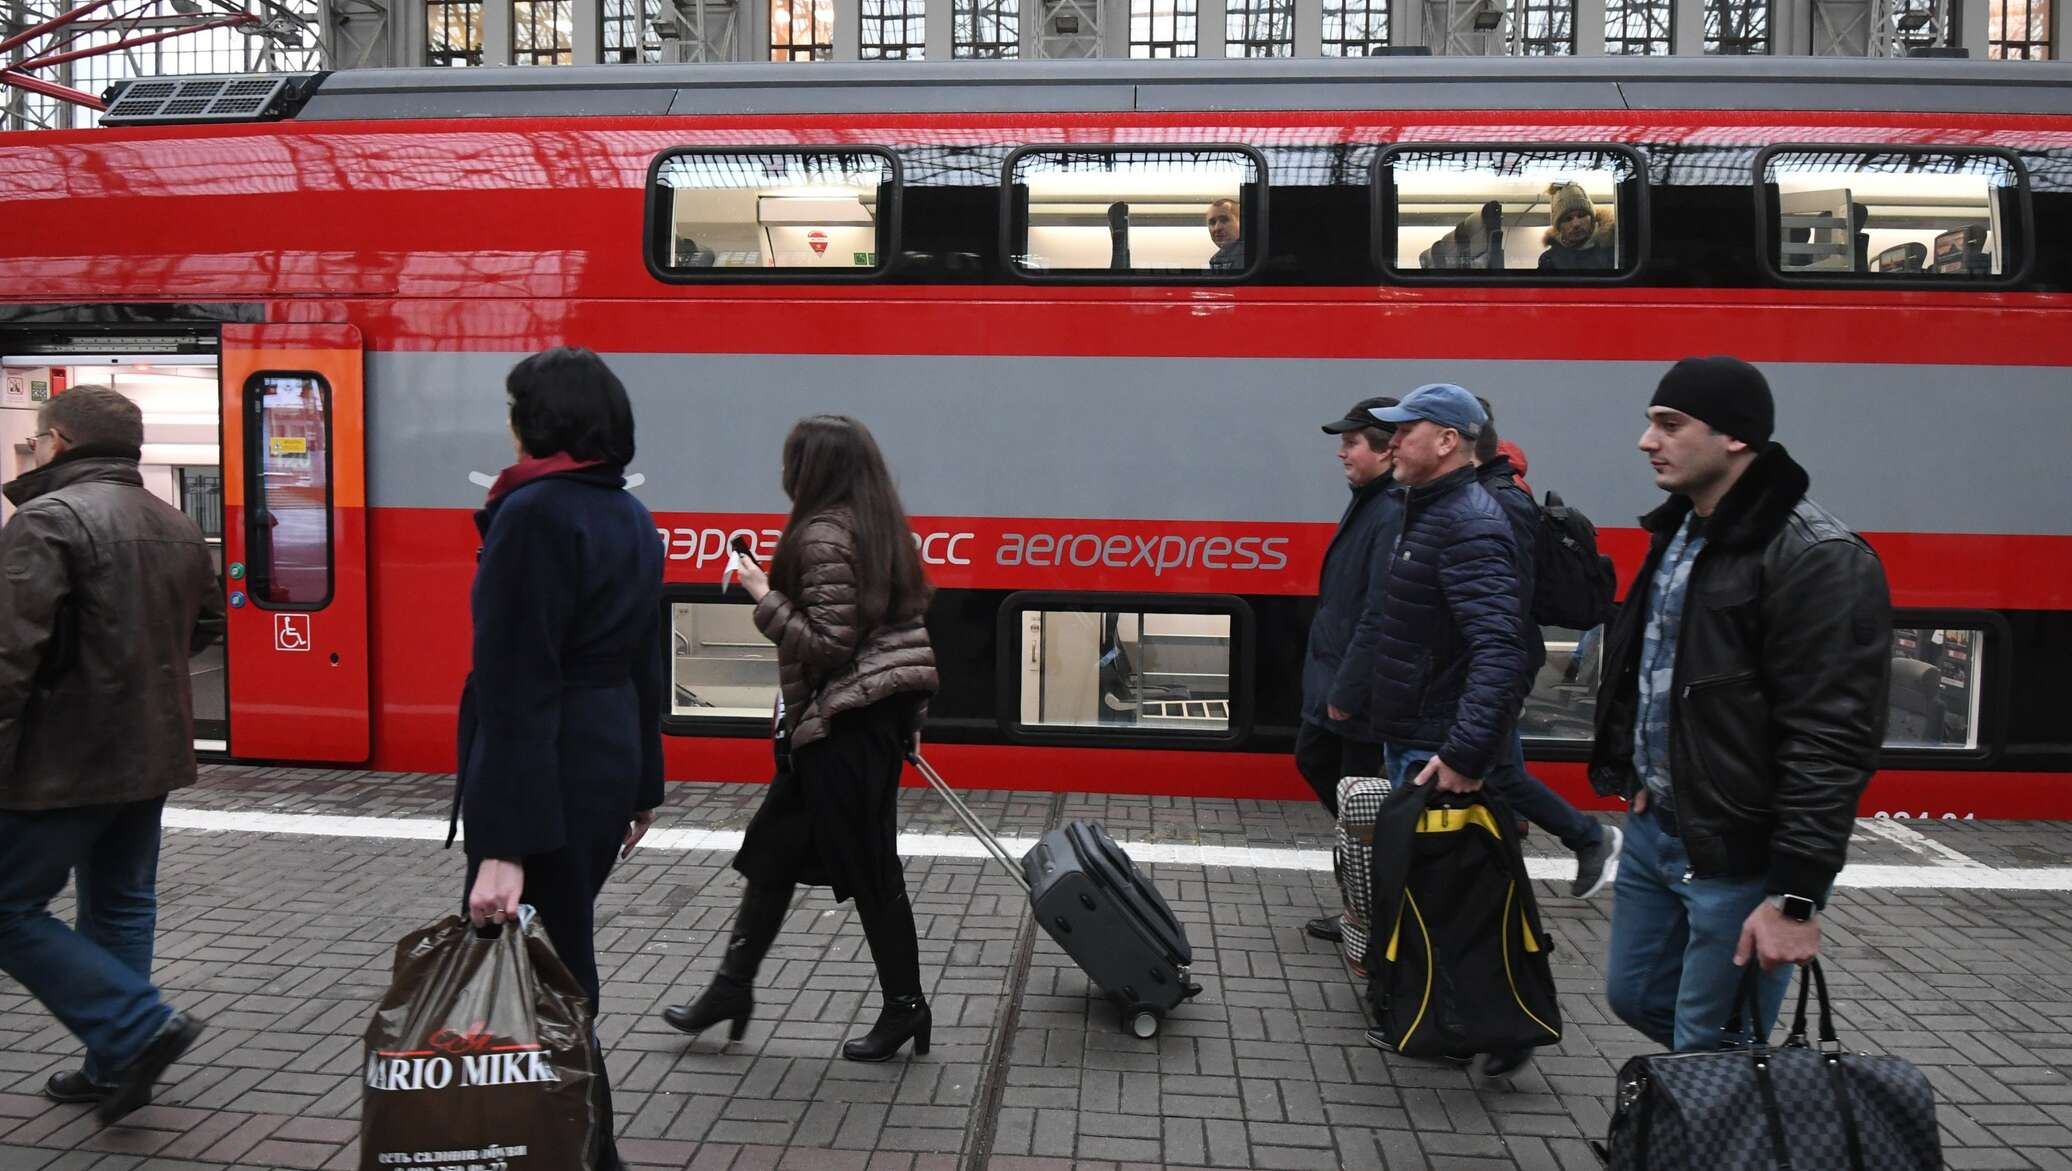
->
[842,995,930,1063]
[661,974,753,1042]
[661,882,791,1044]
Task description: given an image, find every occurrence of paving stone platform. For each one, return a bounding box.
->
[2,764,2069,1171]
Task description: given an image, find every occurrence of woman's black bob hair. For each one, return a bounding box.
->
[507,346,636,466]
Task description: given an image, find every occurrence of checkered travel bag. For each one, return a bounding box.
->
[1332,775,1391,963]
[1605,959,1941,1171]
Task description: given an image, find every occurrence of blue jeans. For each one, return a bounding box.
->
[1383,745,1434,788]
[0,797,173,1080]
[1486,732,1604,853]
[1605,808,1794,1052]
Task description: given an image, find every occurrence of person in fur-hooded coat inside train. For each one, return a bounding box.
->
[1538,182,1617,271]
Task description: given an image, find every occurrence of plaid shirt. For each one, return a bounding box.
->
[1632,513,1707,816]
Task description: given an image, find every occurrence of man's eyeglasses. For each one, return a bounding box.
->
[28,427,64,449]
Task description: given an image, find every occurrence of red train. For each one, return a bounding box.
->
[2,58,2067,816]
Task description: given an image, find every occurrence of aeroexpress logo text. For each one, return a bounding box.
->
[654,523,1293,581]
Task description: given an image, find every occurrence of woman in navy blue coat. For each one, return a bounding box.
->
[457,347,666,1171]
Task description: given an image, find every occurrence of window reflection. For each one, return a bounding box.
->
[1889,627,1981,749]
[248,374,330,607]
[655,150,893,272]
[1767,151,2017,277]
[1018,609,1232,732]
[1521,623,1603,740]
[670,601,779,718]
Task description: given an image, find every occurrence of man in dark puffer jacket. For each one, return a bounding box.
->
[1361,383,1528,797]
[1358,383,1532,1075]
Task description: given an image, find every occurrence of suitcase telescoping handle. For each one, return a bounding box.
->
[907,751,1033,896]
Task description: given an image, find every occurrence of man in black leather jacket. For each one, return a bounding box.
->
[0,386,217,1119]
[1593,357,1891,1052]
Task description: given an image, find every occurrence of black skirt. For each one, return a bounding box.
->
[730,696,916,903]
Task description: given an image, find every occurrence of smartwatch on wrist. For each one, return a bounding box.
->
[1767,893,1817,922]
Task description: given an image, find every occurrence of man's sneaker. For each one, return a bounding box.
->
[44,1070,118,1105]
[1570,824,1624,899]
[1305,915,1345,942]
[99,1011,204,1124]
[1480,1047,1535,1077]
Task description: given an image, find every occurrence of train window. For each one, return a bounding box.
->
[1378,145,1644,278]
[1004,147,1266,279]
[647,148,899,279]
[669,600,779,719]
[1013,608,1234,733]
[1888,626,1983,750]
[1759,148,2025,281]
[1520,622,1605,742]
[242,372,332,609]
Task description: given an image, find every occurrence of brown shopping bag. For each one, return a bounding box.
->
[360,909,598,1171]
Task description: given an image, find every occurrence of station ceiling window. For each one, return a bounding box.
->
[649,148,899,279]
[1761,147,2026,282]
[1377,145,1644,279]
[863,0,928,58]
[1130,0,1199,56]
[513,0,574,64]
[1228,0,1295,56]
[1605,0,1672,53]
[1703,0,1770,53]
[1988,0,2053,58]
[772,0,836,59]
[1005,147,1265,279]
[1320,0,1390,53]
[955,0,1021,56]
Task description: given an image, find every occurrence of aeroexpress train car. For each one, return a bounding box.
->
[1,58,2068,817]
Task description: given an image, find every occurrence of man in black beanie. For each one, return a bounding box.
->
[1590,356,1893,1051]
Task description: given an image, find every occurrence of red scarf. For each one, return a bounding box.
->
[485,453,606,504]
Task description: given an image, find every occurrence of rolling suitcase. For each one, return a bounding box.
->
[908,751,1201,1038]
[1332,775,1392,968]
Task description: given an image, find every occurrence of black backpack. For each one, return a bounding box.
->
[1361,782,1561,1061]
[1532,490,1617,630]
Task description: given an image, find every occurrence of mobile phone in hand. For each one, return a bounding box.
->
[730,535,759,565]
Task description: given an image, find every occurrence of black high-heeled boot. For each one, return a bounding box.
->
[842,995,931,1063]
[661,881,791,1043]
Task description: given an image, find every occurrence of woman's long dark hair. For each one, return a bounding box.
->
[769,415,930,630]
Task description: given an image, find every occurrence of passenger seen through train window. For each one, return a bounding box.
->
[1205,198,1244,272]
[1383,147,1634,275]
[1008,148,1259,275]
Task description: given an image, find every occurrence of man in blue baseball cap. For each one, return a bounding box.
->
[1349,382,1535,1076]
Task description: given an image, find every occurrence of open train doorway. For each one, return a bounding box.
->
[1,338,227,751]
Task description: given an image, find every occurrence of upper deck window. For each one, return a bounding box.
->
[1760,148,2026,282]
[1377,145,1644,279]
[1005,147,1266,280]
[648,148,898,280]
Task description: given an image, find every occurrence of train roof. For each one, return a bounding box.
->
[98,56,2072,126]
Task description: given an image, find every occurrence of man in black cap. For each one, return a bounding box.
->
[1593,356,1892,1051]
[1295,395,1401,943]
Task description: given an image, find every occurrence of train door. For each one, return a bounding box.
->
[220,324,370,761]
[2,336,228,747]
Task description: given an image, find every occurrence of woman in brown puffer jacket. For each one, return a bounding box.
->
[661,415,939,1063]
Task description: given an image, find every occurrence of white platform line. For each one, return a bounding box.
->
[158,807,2072,891]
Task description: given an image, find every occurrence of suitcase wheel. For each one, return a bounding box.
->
[1125,1009,1161,1040]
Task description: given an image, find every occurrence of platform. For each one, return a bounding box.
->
[3,764,2069,1170]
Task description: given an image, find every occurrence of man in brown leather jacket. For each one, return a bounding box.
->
[0,385,219,1122]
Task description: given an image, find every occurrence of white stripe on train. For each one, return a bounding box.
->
[160,807,2072,892]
